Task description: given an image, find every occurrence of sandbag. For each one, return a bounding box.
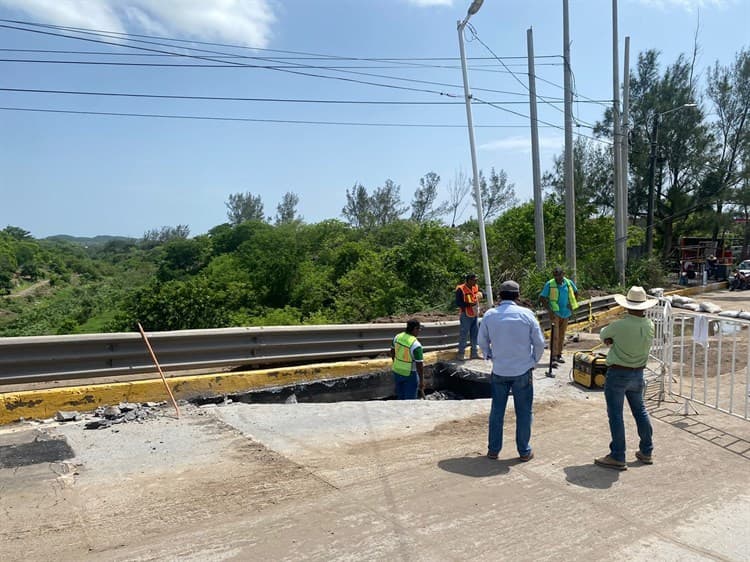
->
[699,302,722,314]
[718,310,742,318]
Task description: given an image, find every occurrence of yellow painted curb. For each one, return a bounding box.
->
[0,350,457,425]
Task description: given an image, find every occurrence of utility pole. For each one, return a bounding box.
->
[527,27,546,270]
[645,113,659,255]
[620,36,631,279]
[563,0,576,280]
[457,0,493,307]
[612,0,624,285]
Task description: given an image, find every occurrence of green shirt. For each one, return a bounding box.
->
[600,315,655,368]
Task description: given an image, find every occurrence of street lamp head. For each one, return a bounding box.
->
[659,103,698,118]
[467,0,484,15]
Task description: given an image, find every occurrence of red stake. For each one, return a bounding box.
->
[137,322,180,418]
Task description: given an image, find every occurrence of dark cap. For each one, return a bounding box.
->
[465,272,478,280]
[499,280,520,293]
[406,318,421,332]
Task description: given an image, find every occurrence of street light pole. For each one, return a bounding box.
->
[645,103,697,255]
[457,0,493,307]
[645,113,660,255]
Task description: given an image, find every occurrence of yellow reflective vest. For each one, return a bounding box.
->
[548,278,578,312]
[392,332,418,376]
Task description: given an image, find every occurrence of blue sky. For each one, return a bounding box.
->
[0,0,747,238]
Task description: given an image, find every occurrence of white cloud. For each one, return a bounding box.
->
[406,0,453,7]
[631,0,732,11]
[480,135,563,154]
[0,0,276,47]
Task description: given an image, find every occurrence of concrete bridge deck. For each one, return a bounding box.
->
[2,366,748,561]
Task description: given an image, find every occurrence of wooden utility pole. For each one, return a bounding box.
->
[620,36,631,281]
[612,0,625,284]
[527,27,546,270]
[563,0,576,279]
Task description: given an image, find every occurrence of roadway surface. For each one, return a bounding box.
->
[1,288,749,561]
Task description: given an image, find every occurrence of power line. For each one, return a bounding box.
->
[0,19,561,62]
[0,22,463,99]
[0,57,563,73]
[0,47,563,66]
[0,87,553,105]
[0,105,560,128]
[465,23,599,130]
[474,95,613,146]
[0,20,550,99]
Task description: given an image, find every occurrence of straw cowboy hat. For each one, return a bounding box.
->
[614,286,658,310]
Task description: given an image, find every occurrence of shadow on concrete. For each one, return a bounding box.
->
[650,407,750,459]
[0,438,74,469]
[438,455,519,477]
[564,464,620,489]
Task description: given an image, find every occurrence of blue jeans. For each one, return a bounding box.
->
[458,313,479,357]
[393,372,418,400]
[488,370,533,456]
[604,367,653,462]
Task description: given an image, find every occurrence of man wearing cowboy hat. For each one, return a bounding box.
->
[595,286,658,470]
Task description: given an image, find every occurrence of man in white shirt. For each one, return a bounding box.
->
[478,280,545,461]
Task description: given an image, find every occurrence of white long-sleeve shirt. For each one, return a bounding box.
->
[478,300,545,377]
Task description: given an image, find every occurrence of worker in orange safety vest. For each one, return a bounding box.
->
[455,273,483,360]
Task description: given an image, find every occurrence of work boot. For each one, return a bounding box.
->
[594,455,627,470]
[635,451,653,464]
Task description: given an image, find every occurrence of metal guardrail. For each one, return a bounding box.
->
[0,296,617,385]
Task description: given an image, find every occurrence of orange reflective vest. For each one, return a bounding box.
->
[456,283,480,318]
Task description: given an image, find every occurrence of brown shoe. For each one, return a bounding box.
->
[594,455,627,470]
[519,452,534,462]
[635,451,653,464]
[487,450,498,460]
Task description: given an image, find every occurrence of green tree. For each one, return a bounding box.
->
[479,168,517,221]
[226,192,265,225]
[342,183,373,229]
[371,179,407,227]
[141,225,190,249]
[117,277,229,331]
[705,48,750,240]
[275,191,302,225]
[410,172,443,223]
[156,236,212,282]
[2,226,32,240]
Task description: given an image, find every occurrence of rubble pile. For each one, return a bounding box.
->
[53,402,166,430]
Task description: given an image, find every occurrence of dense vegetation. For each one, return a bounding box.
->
[1,47,747,337]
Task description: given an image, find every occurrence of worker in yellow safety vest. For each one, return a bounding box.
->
[455,273,483,360]
[539,266,578,367]
[390,319,425,400]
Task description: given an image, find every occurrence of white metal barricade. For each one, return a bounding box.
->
[666,312,750,421]
[644,297,673,402]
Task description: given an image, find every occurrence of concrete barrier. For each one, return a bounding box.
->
[0,350,456,425]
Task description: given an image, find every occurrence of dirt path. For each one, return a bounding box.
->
[6,279,50,299]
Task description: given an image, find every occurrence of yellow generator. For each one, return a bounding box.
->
[572,352,608,389]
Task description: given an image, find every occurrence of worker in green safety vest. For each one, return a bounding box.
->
[390,319,425,400]
[539,266,579,367]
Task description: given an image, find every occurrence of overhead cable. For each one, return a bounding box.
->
[0,105,555,128]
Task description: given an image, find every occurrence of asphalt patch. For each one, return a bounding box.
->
[0,437,74,468]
